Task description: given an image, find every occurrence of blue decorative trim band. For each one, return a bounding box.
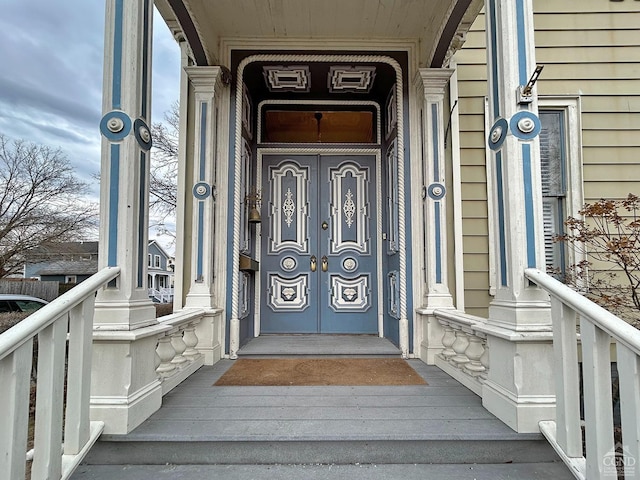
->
[431,103,439,182]
[488,0,500,117]
[196,201,205,281]
[496,151,507,286]
[522,143,537,268]
[112,0,124,109]
[427,183,446,200]
[134,118,152,150]
[108,144,120,267]
[435,202,442,283]
[141,0,150,118]
[510,111,541,140]
[516,0,528,85]
[138,151,147,288]
[100,111,132,141]
[488,118,508,150]
[199,103,208,181]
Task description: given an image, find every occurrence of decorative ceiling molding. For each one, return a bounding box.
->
[328,66,376,93]
[263,65,311,92]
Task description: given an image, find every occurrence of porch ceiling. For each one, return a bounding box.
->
[156,0,483,67]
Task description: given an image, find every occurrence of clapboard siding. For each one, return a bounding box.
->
[454,1,640,317]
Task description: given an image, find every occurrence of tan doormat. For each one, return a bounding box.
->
[214,358,427,386]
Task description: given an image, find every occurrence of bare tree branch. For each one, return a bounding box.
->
[0,134,97,278]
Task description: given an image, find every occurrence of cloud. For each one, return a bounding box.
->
[0,0,180,214]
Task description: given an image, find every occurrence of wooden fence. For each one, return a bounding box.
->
[0,280,59,302]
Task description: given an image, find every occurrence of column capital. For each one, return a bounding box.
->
[416,68,455,96]
[185,66,229,94]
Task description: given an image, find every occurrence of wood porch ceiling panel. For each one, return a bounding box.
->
[168,0,468,66]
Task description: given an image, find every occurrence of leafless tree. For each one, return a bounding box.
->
[0,134,96,278]
[150,101,179,229]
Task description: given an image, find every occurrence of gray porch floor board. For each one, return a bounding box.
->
[99,361,541,443]
[80,360,571,476]
[72,462,575,480]
[237,334,401,356]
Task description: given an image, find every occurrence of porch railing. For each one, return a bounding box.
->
[525,268,640,480]
[431,309,490,396]
[155,308,206,394]
[0,266,120,480]
[148,287,174,303]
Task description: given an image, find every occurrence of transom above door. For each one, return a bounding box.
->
[260,153,378,334]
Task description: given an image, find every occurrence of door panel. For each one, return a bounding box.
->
[261,154,377,334]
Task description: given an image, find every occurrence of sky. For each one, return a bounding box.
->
[0,0,181,250]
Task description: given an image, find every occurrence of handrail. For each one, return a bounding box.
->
[525,268,640,480]
[525,268,640,355]
[0,266,121,480]
[0,266,121,360]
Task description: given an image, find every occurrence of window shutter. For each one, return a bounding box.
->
[539,111,566,275]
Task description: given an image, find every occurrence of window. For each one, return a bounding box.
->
[263,110,375,143]
[65,275,77,284]
[148,254,152,267]
[154,255,161,268]
[538,98,583,278]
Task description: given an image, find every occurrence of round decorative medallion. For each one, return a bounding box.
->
[510,111,541,140]
[100,111,131,141]
[107,117,124,133]
[192,182,211,200]
[488,118,508,150]
[490,126,503,143]
[134,119,153,150]
[281,257,297,272]
[343,257,357,272]
[427,183,446,200]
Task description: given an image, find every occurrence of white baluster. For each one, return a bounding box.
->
[156,335,176,378]
[464,333,486,376]
[479,334,489,381]
[439,320,456,359]
[170,329,188,367]
[451,328,470,366]
[182,322,200,360]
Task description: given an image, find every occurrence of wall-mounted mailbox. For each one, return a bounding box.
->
[239,254,259,272]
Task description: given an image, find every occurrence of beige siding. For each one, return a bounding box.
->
[454,0,640,317]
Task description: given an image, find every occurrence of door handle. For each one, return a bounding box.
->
[310,255,317,272]
[321,256,328,272]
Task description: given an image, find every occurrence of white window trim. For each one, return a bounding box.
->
[485,95,584,294]
[154,255,161,268]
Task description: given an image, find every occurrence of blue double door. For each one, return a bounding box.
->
[261,154,378,334]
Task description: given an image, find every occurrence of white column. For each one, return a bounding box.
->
[91,0,161,434]
[95,0,156,329]
[417,68,455,309]
[481,0,555,433]
[183,67,226,309]
[484,0,550,329]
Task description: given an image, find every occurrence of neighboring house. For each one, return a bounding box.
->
[147,240,174,303]
[23,241,99,284]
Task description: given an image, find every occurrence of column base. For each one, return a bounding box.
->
[93,298,157,330]
[482,379,556,433]
[91,328,166,434]
[488,298,552,332]
[90,380,163,435]
[481,334,556,433]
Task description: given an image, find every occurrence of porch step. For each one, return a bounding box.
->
[237,334,402,357]
[73,361,573,479]
[71,462,574,480]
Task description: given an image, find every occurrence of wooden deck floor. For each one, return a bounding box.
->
[79,355,572,477]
